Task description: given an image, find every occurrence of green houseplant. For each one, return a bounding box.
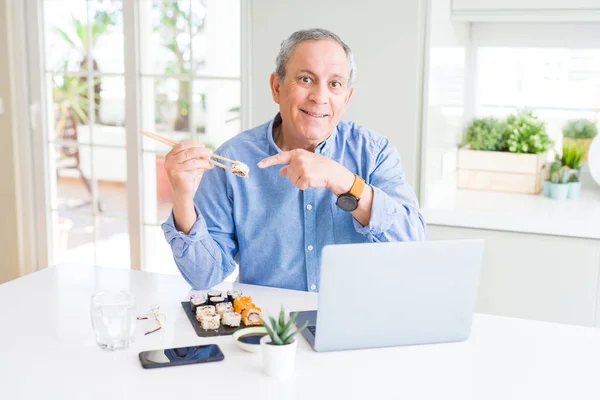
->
[504,110,552,154]
[543,160,562,197]
[458,110,551,195]
[560,142,585,174]
[464,117,507,151]
[563,119,598,139]
[259,306,308,379]
[547,165,571,201]
[562,119,598,161]
[567,173,582,200]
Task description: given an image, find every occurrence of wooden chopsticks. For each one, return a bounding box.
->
[139,129,245,175]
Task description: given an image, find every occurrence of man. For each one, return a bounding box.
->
[162,28,425,292]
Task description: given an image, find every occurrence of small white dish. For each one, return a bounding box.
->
[232,326,268,353]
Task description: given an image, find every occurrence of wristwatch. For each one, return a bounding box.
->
[335,174,365,212]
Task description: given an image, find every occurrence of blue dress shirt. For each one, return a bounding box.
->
[162,114,426,292]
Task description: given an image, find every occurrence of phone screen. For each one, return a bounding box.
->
[139,344,224,369]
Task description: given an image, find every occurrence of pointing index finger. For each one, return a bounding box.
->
[258,151,292,168]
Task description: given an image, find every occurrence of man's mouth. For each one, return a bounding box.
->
[300,109,329,118]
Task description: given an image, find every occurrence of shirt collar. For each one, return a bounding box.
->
[266,112,338,155]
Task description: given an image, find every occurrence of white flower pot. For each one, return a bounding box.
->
[260,335,297,379]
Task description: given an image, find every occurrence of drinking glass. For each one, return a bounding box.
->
[90,291,136,351]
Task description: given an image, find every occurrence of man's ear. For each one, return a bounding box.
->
[344,87,354,106]
[270,73,281,104]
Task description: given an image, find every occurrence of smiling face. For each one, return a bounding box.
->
[270,39,354,149]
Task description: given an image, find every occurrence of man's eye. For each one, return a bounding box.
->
[331,81,342,88]
[300,77,312,83]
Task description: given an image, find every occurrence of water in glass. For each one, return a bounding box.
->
[91,291,136,351]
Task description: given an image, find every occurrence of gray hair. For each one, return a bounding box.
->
[275,28,356,88]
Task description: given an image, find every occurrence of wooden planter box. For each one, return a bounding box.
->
[457,147,547,194]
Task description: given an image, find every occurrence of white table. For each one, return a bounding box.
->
[2,265,600,400]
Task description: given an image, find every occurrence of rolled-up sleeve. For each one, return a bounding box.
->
[161,162,238,289]
[353,137,426,241]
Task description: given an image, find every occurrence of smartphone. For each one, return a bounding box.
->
[139,344,224,369]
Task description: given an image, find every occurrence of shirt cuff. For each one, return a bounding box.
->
[352,185,399,236]
[161,205,211,249]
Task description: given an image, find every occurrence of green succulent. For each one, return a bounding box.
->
[259,306,308,345]
[504,110,552,154]
[561,143,585,170]
[464,117,507,151]
[568,174,580,183]
[551,166,571,184]
[562,119,598,139]
[549,160,562,176]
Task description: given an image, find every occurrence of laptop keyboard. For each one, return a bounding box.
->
[307,325,317,336]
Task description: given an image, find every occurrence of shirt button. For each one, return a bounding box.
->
[310,284,317,291]
[306,204,313,210]
[307,245,313,251]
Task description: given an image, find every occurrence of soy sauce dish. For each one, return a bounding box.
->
[232,326,268,352]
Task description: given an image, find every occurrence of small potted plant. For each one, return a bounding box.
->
[547,166,570,200]
[543,160,562,198]
[562,119,598,161]
[567,174,582,200]
[259,306,308,380]
[560,142,585,178]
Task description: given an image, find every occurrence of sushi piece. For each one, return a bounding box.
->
[231,161,250,178]
[190,294,207,312]
[207,290,222,298]
[200,313,221,330]
[222,312,241,327]
[209,296,226,307]
[222,311,241,327]
[227,289,243,303]
[215,301,233,317]
[241,306,262,326]
[233,296,253,314]
[195,305,216,321]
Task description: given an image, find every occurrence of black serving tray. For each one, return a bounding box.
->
[181,301,248,337]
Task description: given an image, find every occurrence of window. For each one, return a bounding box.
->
[475,46,600,150]
[31,0,242,273]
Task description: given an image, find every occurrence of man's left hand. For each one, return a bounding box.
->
[258,149,354,195]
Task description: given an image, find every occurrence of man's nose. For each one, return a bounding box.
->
[308,83,329,104]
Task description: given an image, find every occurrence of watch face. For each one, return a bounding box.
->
[336,194,358,212]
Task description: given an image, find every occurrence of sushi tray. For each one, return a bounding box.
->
[181,289,263,338]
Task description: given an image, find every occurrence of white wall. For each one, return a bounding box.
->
[248,0,428,188]
[0,0,22,284]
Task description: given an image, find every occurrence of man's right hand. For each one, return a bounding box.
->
[164,142,214,198]
[164,142,214,233]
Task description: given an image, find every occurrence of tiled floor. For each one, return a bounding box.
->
[56,177,176,274]
[55,176,240,281]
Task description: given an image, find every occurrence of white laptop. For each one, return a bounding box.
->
[294,239,484,352]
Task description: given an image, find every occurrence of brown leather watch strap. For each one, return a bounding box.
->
[348,174,366,199]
